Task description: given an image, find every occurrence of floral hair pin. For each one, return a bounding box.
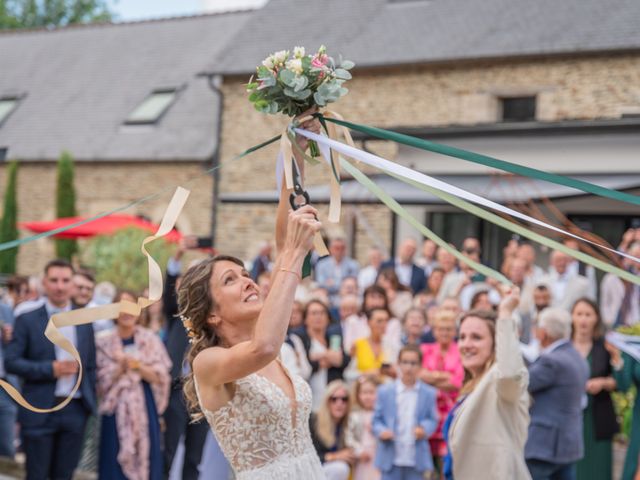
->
[180,315,197,343]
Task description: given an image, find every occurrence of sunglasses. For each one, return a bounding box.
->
[329,395,349,404]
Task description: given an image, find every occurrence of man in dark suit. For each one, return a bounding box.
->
[162,247,208,480]
[381,238,426,294]
[525,307,589,480]
[5,259,96,480]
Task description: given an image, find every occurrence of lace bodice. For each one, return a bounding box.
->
[196,366,325,479]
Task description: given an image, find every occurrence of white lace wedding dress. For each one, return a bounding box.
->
[195,365,325,479]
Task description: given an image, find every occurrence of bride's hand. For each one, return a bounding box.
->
[294,106,321,152]
[282,205,321,255]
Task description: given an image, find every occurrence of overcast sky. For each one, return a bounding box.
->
[108,0,268,21]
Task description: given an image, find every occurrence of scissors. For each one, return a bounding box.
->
[289,158,310,211]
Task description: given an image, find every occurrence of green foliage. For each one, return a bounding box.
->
[613,386,636,442]
[0,160,19,273]
[0,0,112,30]
[80,227,175,293]
[55,150,77,260]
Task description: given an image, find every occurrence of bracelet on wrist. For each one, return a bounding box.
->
[279,268,301,281]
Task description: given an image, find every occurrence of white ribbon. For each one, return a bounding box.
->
[606,332,640,363]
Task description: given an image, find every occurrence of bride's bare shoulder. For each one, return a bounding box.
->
[193,347,235,412]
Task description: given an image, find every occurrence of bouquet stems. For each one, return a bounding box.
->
[308,140,320,158]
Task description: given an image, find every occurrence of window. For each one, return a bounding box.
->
[500,96,536,122]
[125,89,178,125]
[0,97,20,126]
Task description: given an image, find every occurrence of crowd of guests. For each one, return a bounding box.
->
[0,227,639,480]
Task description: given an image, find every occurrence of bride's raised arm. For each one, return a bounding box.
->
[192,206,320,389]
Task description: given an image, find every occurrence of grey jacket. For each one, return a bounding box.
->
[525,341,589,464]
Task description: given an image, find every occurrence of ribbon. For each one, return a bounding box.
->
[294,128,640,272]
[0,187,190,412]
[319,115,640,208]
[606,332,640,363]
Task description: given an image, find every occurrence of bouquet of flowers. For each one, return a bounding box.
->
[247,45,354,157]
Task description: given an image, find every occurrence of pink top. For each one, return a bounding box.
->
[420,342,464,452]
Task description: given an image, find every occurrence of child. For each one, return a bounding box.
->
[373,345,439,480]
[346,375,381,480]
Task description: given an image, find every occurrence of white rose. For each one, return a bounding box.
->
[293,46,305,59]
[261,56,275,69]
[286,58,303,75]
[274,50,288,65]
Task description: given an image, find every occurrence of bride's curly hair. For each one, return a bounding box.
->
[178,254,244,421]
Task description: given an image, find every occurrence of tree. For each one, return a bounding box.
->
[55,150,78,261]
[0,0,112,30]
[81,227,175,292]
[0,160,19,274]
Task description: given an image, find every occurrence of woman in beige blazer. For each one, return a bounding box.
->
[445,288,531,479]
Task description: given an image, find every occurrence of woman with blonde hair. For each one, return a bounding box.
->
[420,309,464,471]
[443,288,531,480]
[346,375,381,480]
[310,380,355,480]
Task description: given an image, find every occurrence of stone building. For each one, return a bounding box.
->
[1,0,640,273]
[208,0,640,266]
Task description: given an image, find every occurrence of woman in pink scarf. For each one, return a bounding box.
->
[420,309,464,474]
[97,290,172,480]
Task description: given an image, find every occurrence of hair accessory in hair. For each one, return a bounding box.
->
[180,315,197,343]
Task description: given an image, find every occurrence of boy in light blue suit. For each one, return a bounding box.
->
[373,345,439,480]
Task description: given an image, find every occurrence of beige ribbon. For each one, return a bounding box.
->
[0,186,190,412]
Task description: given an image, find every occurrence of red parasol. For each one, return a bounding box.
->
[19,214,183,243]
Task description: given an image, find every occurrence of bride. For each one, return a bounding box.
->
[178,118,326,479]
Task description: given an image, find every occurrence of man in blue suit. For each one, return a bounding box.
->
[373,345,439,480]
[5,259,96,480]
[380,238,427,294]
[525,307,589,480]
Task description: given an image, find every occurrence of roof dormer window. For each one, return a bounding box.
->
[125,89,178,125]
[0,97,21,127]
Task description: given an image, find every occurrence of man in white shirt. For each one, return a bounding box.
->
[358,246,384,292]
[540,250,592,311]
[600,242,640,327]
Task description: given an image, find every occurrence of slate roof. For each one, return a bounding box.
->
[205,0,640,75]
[0,12,252,161]
[2,0,640,162]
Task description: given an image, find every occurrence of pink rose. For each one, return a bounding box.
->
[311,54,329,68]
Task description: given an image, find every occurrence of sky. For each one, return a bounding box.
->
[108,0,268,21]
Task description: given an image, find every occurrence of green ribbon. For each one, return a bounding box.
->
[340,159,512,286]
[0,135,282,252]
[321,115,640,207]
[345,155,640,286]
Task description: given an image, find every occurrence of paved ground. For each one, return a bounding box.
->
[0,442,629,479]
